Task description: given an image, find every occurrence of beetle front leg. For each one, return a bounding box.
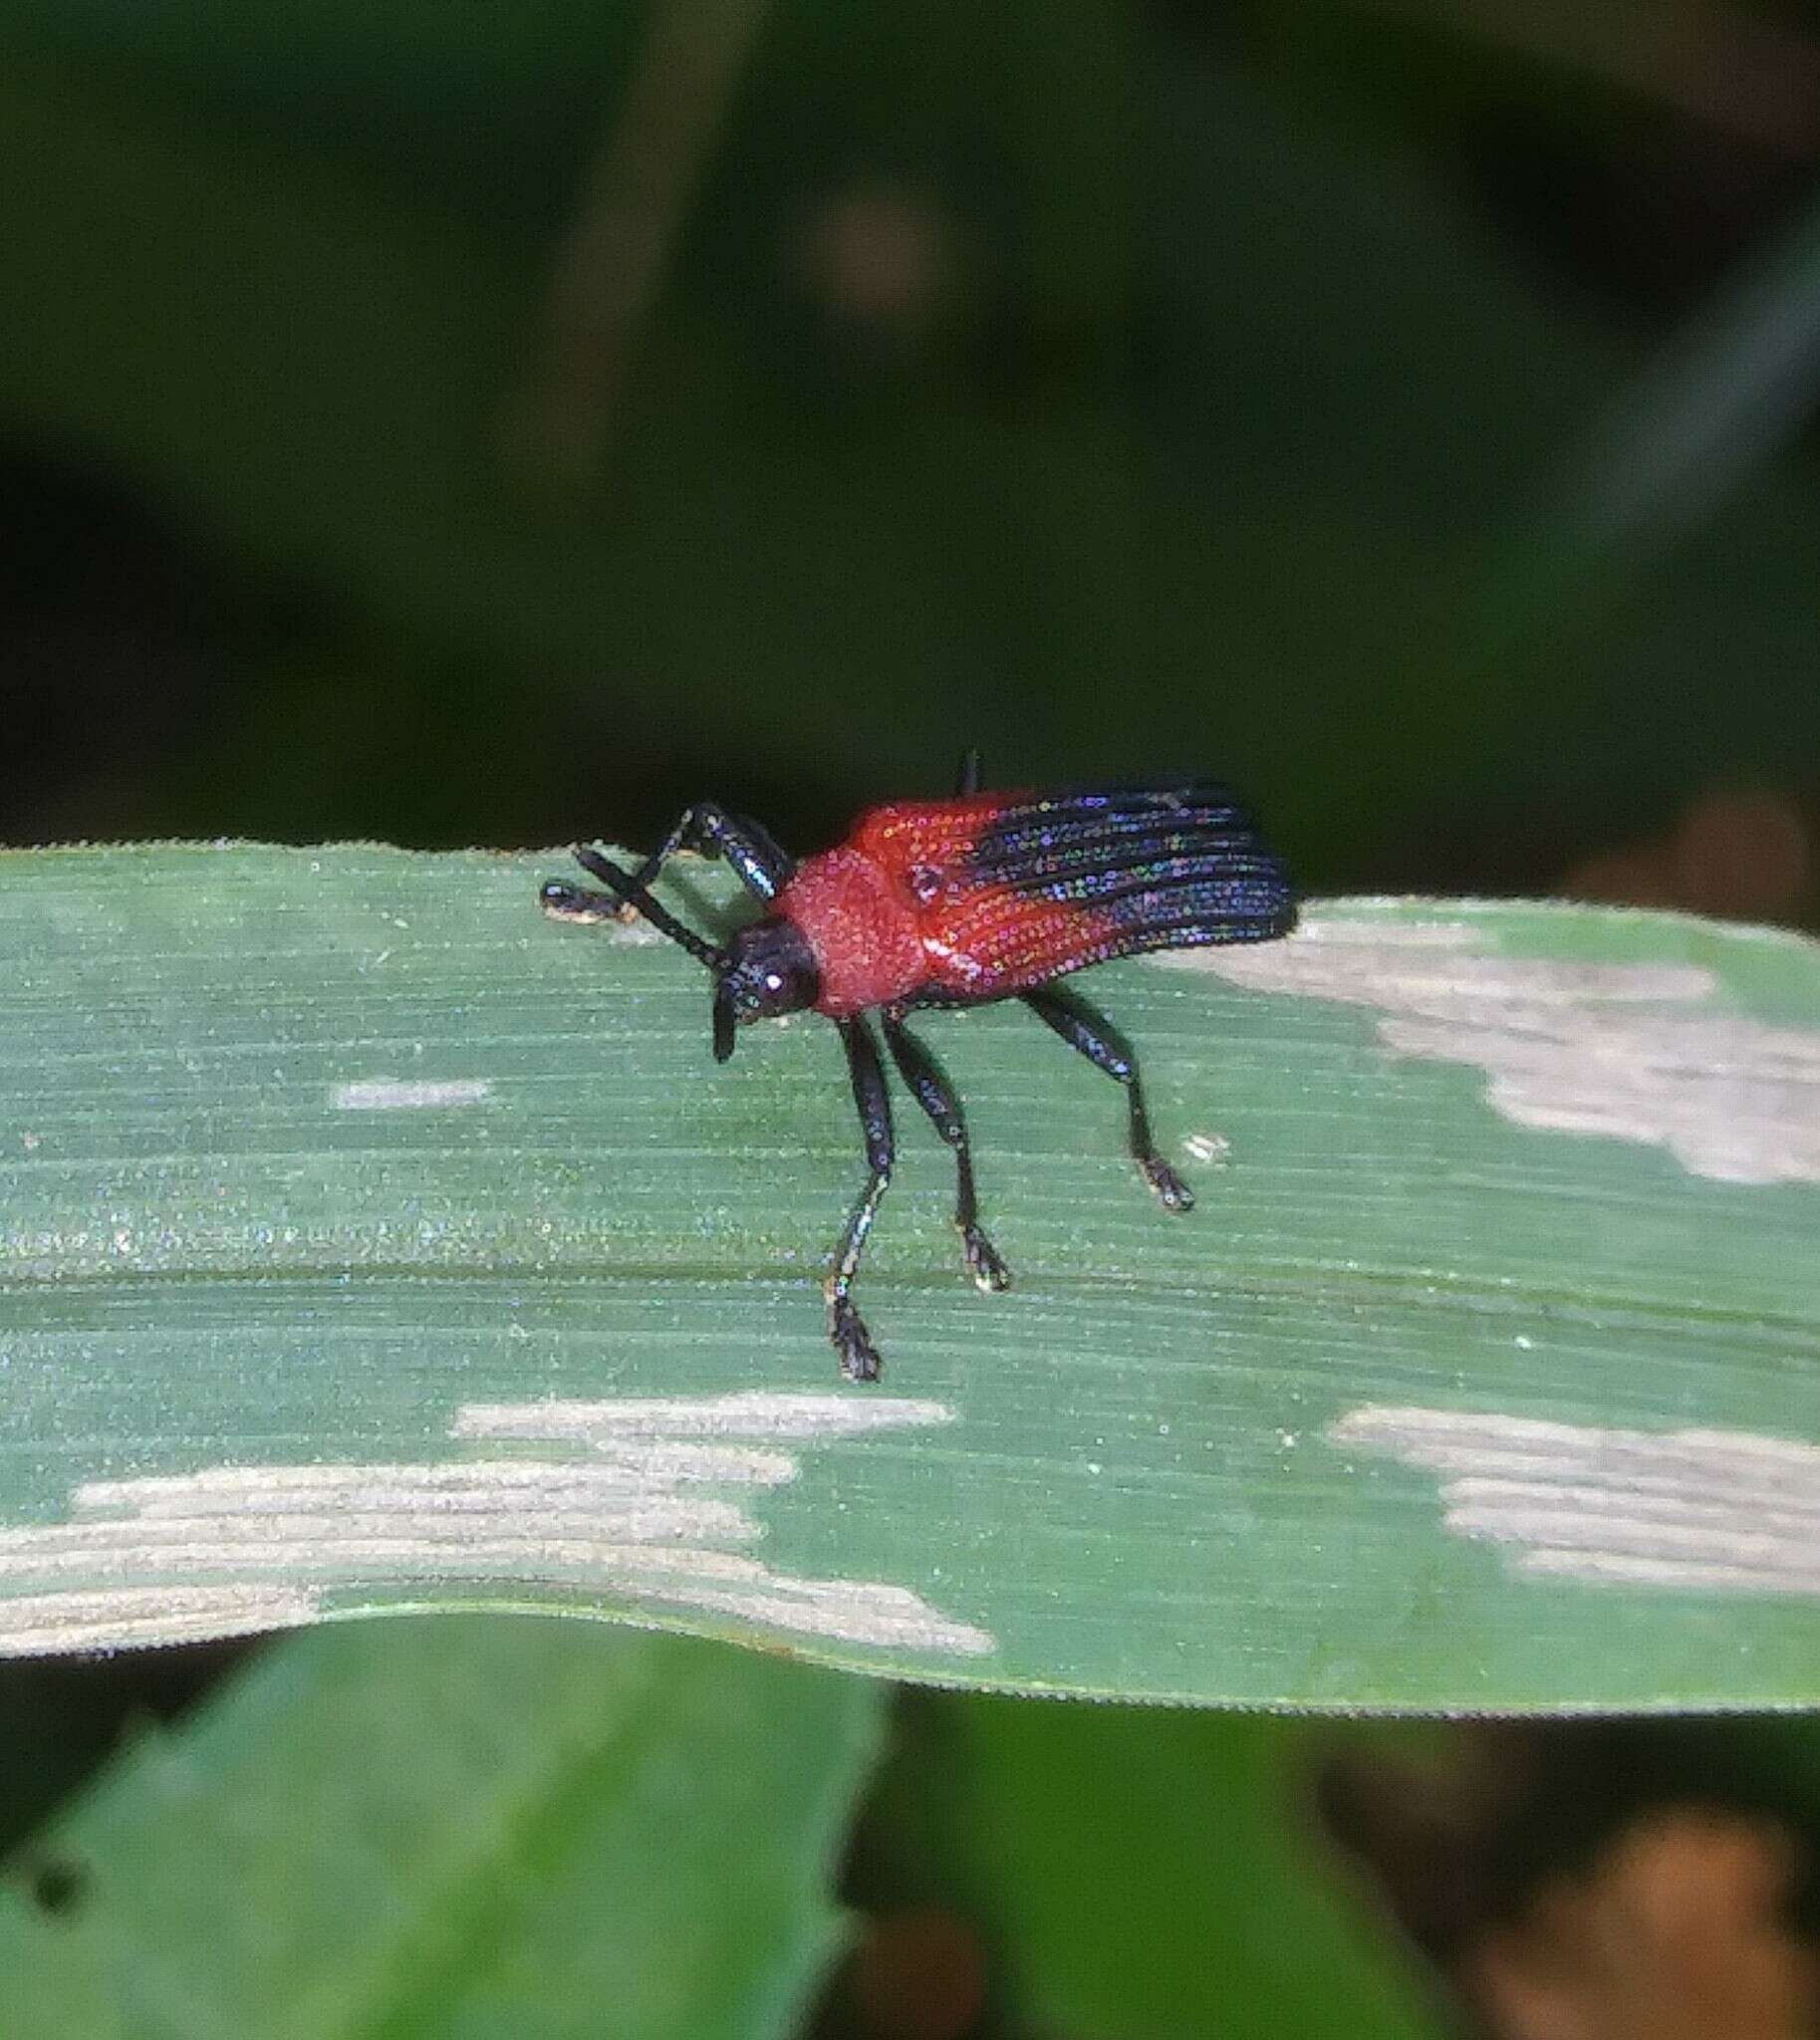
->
[596,802,796,908]
[1021,985,1194,1211]
[559,803,796,967]
[538,880,624,924]
[825,1018,896,1382]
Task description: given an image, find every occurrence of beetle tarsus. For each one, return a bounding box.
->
[961,1223,1011,1292]
[1141,1157,1195,1212]
[539,881,620,924]
[829,1297,884,1382]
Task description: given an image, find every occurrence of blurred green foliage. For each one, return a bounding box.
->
[0,1622,884,2040]
[3,0,1819,892]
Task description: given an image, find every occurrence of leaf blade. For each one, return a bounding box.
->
[0,847,1816,1707]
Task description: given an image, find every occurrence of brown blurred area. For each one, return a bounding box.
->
[1565,785,1812,922]
[1325,1722,1820,2040]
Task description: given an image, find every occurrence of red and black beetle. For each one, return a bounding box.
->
[541,757,1295,1381]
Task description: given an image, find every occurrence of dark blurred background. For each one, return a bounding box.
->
[3,0,1818,925]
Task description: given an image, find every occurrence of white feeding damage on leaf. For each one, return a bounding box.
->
[1164,913,1820,1183]
[1333,1404,1820,1600]
[0,1585,320,1655]
[0,1395,991,1659]
[1179,1131,1230,1165]
[330,1078,493,1110]
[453,1390,956,1443]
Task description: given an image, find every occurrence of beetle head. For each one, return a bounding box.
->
[713,917,822,1061]
[544,853,821,1064]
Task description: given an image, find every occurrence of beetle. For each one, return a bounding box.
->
[541,757,1295,1381]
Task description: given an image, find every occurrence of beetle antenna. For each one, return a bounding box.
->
[573,847,727,971]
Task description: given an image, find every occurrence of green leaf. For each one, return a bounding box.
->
[0,845,1816,1708]
[0,1620,883,2040]
[863,1694,1446,2040]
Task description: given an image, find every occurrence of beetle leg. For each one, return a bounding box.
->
[1020,985,1194,1211]
[825,1018,895,1382]
[538,880,624,924]
[567,801,793,962]
[882,1012,1010,1294]
[597,802,795,908]
[562,851,725,969]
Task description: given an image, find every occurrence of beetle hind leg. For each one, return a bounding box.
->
[1021,986,1195,1213]
[883,1014,1012,1295]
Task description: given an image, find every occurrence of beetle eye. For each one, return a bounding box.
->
[764,972,783,993]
